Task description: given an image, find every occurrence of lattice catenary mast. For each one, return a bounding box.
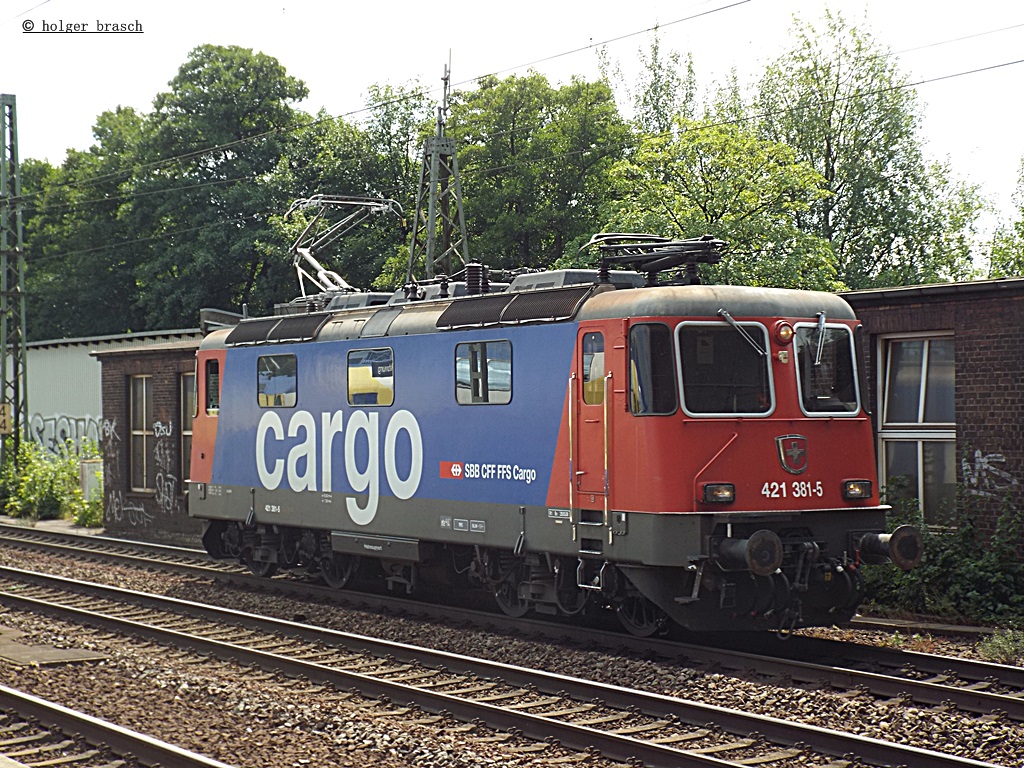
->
[0,94,27,463]
[405,65,470,282]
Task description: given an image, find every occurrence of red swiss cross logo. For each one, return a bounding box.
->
[440,461,463,480]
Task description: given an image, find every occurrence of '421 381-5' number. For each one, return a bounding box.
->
[761,480,823,498]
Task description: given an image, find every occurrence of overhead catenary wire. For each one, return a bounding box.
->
[24,51,1024,268]
[10,10,1024,211]
[10,8,1024,264]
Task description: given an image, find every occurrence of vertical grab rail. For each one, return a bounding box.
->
[568,372,577,542]
[603,370,612,539]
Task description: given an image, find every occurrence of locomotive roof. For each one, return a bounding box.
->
[576,283,856,322]
[200,280,856,350]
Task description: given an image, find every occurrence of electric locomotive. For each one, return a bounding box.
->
[188,233,922,634]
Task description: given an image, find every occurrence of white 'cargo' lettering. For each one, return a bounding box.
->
[255,409,423,526]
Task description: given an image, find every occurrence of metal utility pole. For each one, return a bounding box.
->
[406,65,470,282]
[0,94,27,464]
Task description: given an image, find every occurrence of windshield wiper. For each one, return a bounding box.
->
[814,311,827,366]
[718,308,766,357]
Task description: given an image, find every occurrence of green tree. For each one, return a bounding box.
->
[360,82,433,290]
[600,30,697,136]
[23,107,148,339]
[604,116,837,289]
[988,160,1024,277]
[258,110,409,294]
[127,44,308,327]
[448,73,628,270]
[756,11,982,289]
[362,81,433,207]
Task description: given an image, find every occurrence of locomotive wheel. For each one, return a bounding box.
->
[320,553,358,590]
[616,595,668,637]
[244,551,279,578]
[493,570,529,618]
[554,559,587,616]
[221,524,243,559]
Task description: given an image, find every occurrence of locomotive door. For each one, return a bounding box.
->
[574,329,609,499]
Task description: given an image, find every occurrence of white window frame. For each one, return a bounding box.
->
[181,372,195,483]
[876,332,956,524]
[130,374,154,492]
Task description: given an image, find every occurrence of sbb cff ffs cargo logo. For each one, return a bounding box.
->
[440,461,463,479]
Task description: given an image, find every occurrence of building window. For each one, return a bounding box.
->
[181,372,195,483]
[130,375,154,491]
[347,349,394,406]
[456,341,512,405]
[257,354,298,408]
[878,336,956,525]
[629,323,676,415]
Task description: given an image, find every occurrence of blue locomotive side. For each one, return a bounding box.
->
[209,323,578,518]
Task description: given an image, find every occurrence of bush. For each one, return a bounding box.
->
[0,439,104,527]
[863,486,1024,627]
[978,629,1024,665]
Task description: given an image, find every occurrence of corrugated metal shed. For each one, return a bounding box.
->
[25,329,201,451]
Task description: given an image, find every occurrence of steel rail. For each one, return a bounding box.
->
[0,565,1000,768]
[0,682,237,768]
[3,525,1022,722]
[720,631,1024,689]
[3,525,1023,722]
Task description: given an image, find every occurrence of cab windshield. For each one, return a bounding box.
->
[677,322,772,415]
[794,323,859,414]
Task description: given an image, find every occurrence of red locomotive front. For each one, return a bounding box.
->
[543,281,921,632]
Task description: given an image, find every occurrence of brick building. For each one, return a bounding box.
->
[843,278,1024,539]
[95,338,203,546]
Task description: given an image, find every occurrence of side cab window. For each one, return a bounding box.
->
[582,332,605,405]
[205,359,220,415]
[257,354,298,408]
[629,323,677,414]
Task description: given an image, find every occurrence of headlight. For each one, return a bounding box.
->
[774,321,794,344]
[702,483,735,503]
[843,480,872,499]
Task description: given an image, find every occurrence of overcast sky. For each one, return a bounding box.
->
[3,0,1023,230]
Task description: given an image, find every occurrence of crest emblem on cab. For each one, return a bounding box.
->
[776,434,808,475]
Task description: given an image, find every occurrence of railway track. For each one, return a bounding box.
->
[1,523,1022,726]
[0,563,1007,768]
[0,680,234,768]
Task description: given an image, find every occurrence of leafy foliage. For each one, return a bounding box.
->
[0,441,103,526]
[127,44,309,327]
[605,117,838,290]
[864,489,1024,627]
[978,630,1024,665]
[22,108,149,338]
[987,159,1024,277]
[448,73,628,270]
[756,11,984,288]
[19,16,1000,339]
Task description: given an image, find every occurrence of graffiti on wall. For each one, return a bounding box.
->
[107,490,153,528]
[98,414,184,528]
[96,416,138,527]
[152,420,182,517]
[962,450,1020,501]
[29,412,103,454]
